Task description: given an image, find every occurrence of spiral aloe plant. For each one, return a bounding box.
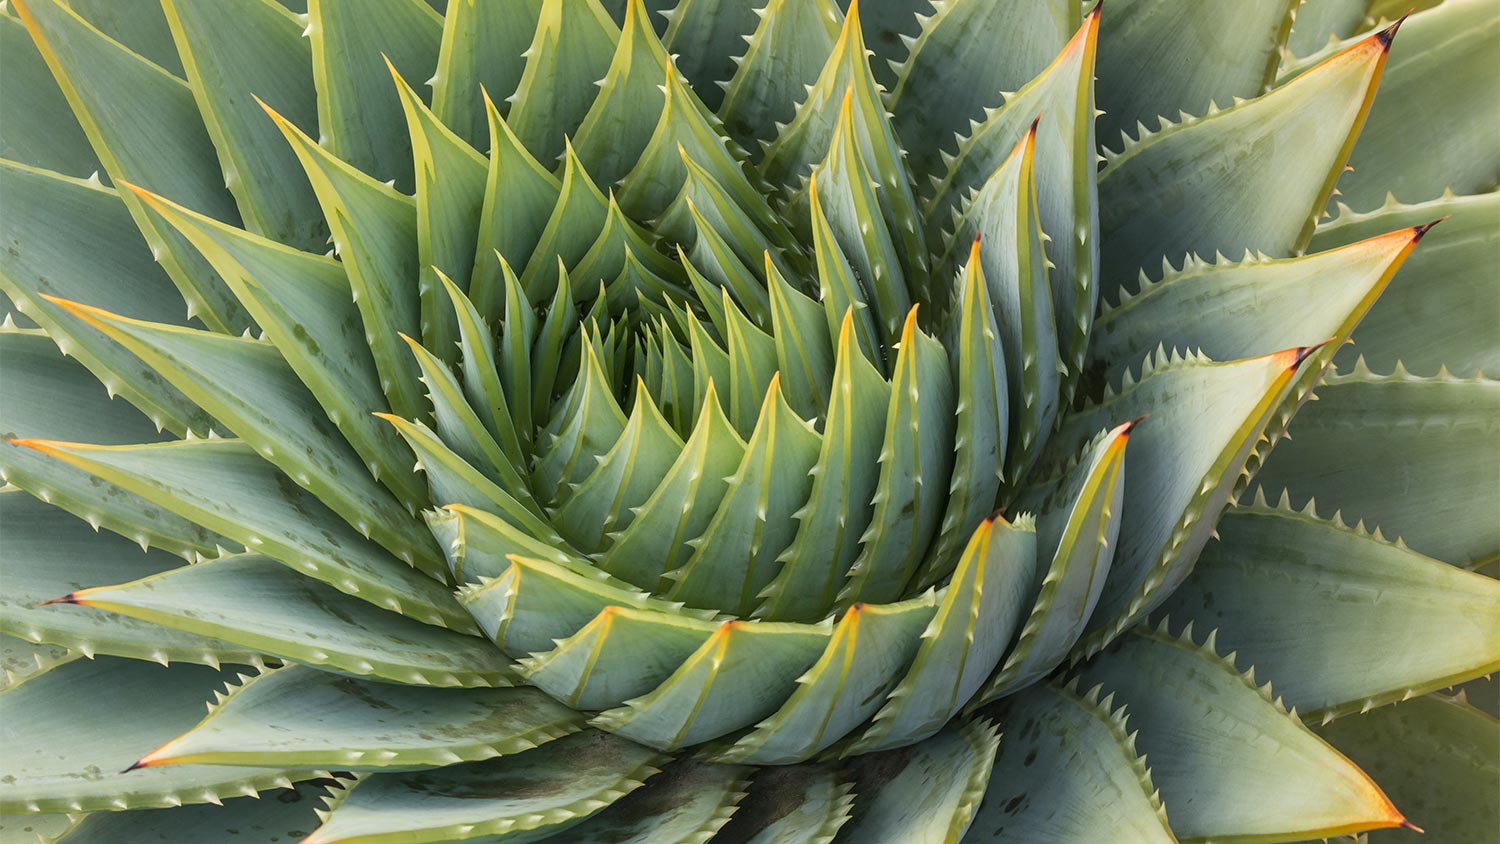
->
[1,0,1496,841]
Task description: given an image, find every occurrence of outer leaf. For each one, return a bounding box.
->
[1327,0,1500,211]
[1319,694,1499,844]
[262,104,427,420]
[1097,28,1393,302]
[1,489,252,668]
[1094,0,1298,150]
[51,301,441,572]
[430,0,543,147]
[1161,500,1500,721]
[1077,624,1408,842]
[53,782,325,844]
[573,0,675,187]
[306,0,442,192]
[13,0,250,334]
[833,719,999,844]
[136,665,579,770]
[1053,347,1315,657]
[302,731,665,844]
[717,0,843,150]
[1252,366,1500,567]
[0,657,309,813]
[506,0,620,166]
[160,0,326,251]
[60,554,512,686]
[890,0,1073,179]
[0,11,102,179]
[0,329,224,559]
[14,439,471,631]
[964,681,1175,843]
[1311,191,1500,378]
[126,185,428,505]
[0,161,211,435]
[1089,224,1428,384]
[564,757,748,844]
[710,763,853,844]
[661,0,761,111]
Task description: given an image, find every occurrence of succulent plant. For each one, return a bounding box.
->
[1,0,1496,841]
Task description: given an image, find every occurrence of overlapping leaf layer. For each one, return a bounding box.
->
[0,0,1495,842]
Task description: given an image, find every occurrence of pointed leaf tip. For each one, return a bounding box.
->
[1375,14,1407,49]
[1412,217,1447,240]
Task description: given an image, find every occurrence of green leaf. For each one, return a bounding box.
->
[391,64,489,360]
[1161,500,1500,722]
[1051,347,1314,658]
[0,807,74,843]
[520,143,611,303]
[439,273,529,469]
[137,665,578,770]
[53,782,325,844]
[964,681,1175,843]
[0,160,212,435]
[379,413,557,544]
[590,618,832,750]
[890,0,1074,179]
[553,384,685,553]
[303,731,665,844]
[430,0,543,148]
[65,554,514,687]
[840,309,955,605]
[717,0,843,151]
[1255,365,1499,567]
[1327,0,1500,211]
[306,0,442,192]
[1089,224,1427,385]
[765,258,834,420]
[849,516,1036,754]
[717,594,937,764]
[262,104,427,421]
[661,0,762,112]
[565,757,748,844]
[975,421,1131,703]
[1318,694,1498,844]
[506,0,620,166]
[909,239,1007,591]
[52,301,442,572]
[1078,624,1409,841]
[17,439,471,631]
[602,383,746,590]
[0,12,103,179]
[401,333,536,510]
[13,0,251,334]
[941,126,1057,487]
[573,0,676,187]
[160,0,326,252]
[0,633,75,692]
[0,657,310,813]
[0,488,253,668]
[756,312,889,622]
[1094,0,1298,152]
[710,763,853,843]
[1285,0,1368,58]
[925,12,1101,382]
[835,719,1000,843]
[127,185,428,506]
[0,329,224,559]
[57,0,184,76]
[666,378,821,616]
[520,604,718,711]
[1097,28,1392,302]
[1311,191,1500,378]
[535,338,630,504]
